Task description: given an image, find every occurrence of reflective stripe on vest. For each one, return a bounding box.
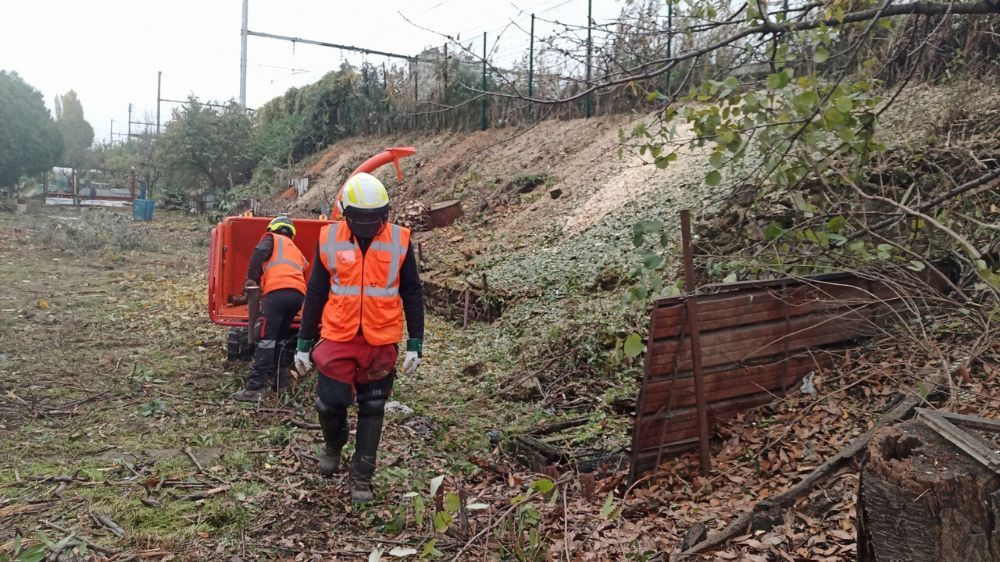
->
[321,224,407,298]
[321,223,360,296]
[318,221,410,345]
[264,235,305,273]
[369,224,405,295]
[261,233,307,295]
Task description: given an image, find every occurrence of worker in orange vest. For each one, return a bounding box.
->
[233,216,308,401]
[294,173,424,504]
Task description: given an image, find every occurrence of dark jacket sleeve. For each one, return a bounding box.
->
[399,241,425,341]
[297,242,329,342]
[246,233,274,285]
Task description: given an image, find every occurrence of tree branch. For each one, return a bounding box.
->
[845,175,984,260]
[476,0,1000,105]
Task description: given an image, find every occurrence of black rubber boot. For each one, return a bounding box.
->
[233,340,275,401]
[239,337,274,384]
[315,397,348,477]
[350,399,385,505]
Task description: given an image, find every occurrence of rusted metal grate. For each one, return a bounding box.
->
[628,269,940,482]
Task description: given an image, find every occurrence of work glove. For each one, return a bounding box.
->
[402,338,422,375]
[294,339,315,377]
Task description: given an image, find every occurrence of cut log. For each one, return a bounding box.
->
[858,419,1000,561]
[426,199,463,228]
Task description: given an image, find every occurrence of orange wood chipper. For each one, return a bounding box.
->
[207,147,416,359]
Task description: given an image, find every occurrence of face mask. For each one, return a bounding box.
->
[346,212,385,239]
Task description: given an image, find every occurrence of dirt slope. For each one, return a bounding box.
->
[276,112,727,306]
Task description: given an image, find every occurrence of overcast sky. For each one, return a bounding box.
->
[1,0,624,144]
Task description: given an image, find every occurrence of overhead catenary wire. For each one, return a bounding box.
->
[244,0,835,128]
[447,0,572,41]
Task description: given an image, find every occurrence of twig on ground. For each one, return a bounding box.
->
[672,391,923,560]
[89,511,126,538]
[184,446,228,485]
[183,446,206,473]
[286,417,321,430]
[178,485,230,502]
[40,519,118,555]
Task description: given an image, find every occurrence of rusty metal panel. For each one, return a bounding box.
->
[647,312,869,373]
[638,354,834,413]
[628,271,936,483]
[650,276,903,336]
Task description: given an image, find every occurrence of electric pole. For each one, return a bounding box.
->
[156,71,162,135]
[585,0,593,118]
[240,0,248,109]
[528,13,535,118]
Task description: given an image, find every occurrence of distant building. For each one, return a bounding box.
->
[409,46,481,103]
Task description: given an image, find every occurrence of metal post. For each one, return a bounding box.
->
[463,289,471,328]
[528,13,535,118]
[481,32,488,131]
[443,42,449,106]
[413,59,418,130]
[156,71,162,135]
[363,66,371,134]
[585,0,592,118]
[381,62,388,132]
[240,0,248,109]
[665,2,673,95]
[680,209,711,475]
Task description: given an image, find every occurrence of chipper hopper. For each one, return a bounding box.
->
[207,147,416,359]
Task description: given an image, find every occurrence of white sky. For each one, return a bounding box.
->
[1,0,624,144]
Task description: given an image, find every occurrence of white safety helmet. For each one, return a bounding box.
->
[337,173,390,239]
[337,172,389,215]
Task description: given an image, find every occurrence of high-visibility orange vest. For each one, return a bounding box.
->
[261,233,307,295]
[317,221,411,346]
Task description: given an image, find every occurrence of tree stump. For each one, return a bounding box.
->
[858,419,1000,561]
[425,200,462,228]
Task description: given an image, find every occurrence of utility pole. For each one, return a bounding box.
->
[585,0,593,118]
[481,32,488,131]
[128,103,132,138]
[109,119,114,147]
[240,0,248,109]
[156,71,162,135]
[413,60,418,130]
[528,13,535,118]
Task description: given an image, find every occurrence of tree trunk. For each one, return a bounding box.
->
[858,419,1000,561]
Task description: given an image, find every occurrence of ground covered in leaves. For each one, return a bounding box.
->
[2,208,997,562]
